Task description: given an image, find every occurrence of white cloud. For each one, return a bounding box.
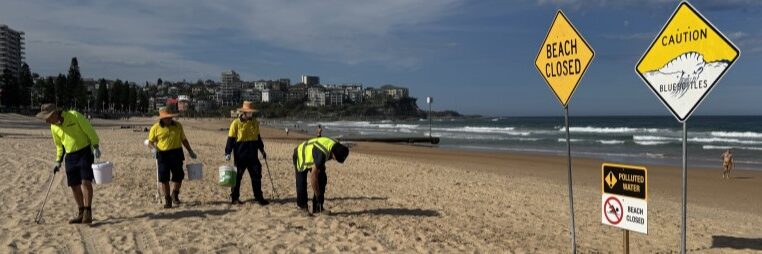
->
[0,0,463,81]
[535,0,759,10]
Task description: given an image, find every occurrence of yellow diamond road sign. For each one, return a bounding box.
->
[605,171,617,189]
[636,1,740,122]
[535,10,594,107]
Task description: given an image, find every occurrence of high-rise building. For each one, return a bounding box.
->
[0,24,25,78]
[300,75,319,86]
[220,70,241,106]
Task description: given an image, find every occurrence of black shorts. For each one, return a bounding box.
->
[64,146,95,186]
[157,148,184,183]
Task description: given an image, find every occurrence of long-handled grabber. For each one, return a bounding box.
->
[34,171,57,224]
[264,158,279,199]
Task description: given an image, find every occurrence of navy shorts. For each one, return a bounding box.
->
[157,148,184,183]
[64,146,95,186]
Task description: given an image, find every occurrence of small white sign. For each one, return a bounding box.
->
[601,194,648,234]
[426,97,433,104]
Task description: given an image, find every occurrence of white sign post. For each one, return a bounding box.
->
[602,163,648,253]
[635,2,739,253]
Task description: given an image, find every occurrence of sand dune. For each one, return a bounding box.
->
[0,114,760,253]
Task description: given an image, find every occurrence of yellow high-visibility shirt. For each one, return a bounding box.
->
[148,121,187,151]
[51,110,100,162]
[228,118,260,142]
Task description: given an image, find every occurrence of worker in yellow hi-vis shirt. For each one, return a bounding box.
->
[36,104,101,224]
[225,101,269,205]
[147,107,197,208]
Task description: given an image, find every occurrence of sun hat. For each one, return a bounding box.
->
[35,103,60,120]
[157,106,179,119]
[238,101,258,113]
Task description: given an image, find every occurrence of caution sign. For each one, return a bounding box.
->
[601,163,647,234]
[603,163,647,199]
[636,2,739,122]
[535,10,594,107]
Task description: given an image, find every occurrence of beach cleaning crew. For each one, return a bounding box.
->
[147,107,197,208]
[292,137,349,213]
[225,101,269,205]
[37,103,101,224]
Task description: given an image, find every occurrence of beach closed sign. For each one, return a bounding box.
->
[636,2,739,122]
[535,10,594,107]
[601,163,647,234]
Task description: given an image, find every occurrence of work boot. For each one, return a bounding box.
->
[172,190,181,204]
[82,207,92,224]
[164,196,172,209]
[68,207,84,224]
[255,199,270,206]
[296,206,311,217]
[255,196,270,206]
[312,200,323,214]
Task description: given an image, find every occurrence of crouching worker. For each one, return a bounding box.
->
[292,137,349,214]
[225,101,269,205]
[37,104,102,224]
[147,107,197,208]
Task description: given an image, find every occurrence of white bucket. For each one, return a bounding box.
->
[186,163,203,181]
[91,161,114,184]
[218,165,236,187]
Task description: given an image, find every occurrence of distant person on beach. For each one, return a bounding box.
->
[225,101,269,205]
[37,104,102,224]
[292,137,349,214]
[721,149,734,179]
[147,107,197,208]
[285,128,289,136]
[316,125,323,137]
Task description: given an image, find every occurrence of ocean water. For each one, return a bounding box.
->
[271,116,762,171]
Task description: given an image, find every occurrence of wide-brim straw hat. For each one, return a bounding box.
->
[35,103,60,120]
[156,107,179,119]
[238,101,259,113]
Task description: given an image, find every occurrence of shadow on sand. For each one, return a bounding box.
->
[267,196,387,205]
[712,235,762,251]
[90,209,234,227]
[140,209,234,220]
[331,208,439,217]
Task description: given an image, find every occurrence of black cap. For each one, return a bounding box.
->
[332,143,349,163]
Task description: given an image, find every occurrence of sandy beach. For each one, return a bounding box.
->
[1,113,760,253]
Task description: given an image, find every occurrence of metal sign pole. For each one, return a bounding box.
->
[623,230,630,254]
[428,100,432,139]
[564,105,576,253]
[681,121,687,254]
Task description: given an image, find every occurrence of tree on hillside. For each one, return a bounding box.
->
[128,84,138,111]
[0,69,20,107]
[110,79,122,110]
[39,77,56,104]
[54,74,67,107]
[18,63,33,108]
[67,57,86,109]
[138,89,149,112]
[95,79,109,111]
[119,81,130,110]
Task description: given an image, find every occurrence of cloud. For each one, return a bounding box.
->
[535,0,761,11]
[601,33,653,40]
[229,0,462,66]
[0,0,464,81]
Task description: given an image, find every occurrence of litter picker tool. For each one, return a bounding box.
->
[34,171,57,224]
[144,139,162,204]
[264,157,279,199]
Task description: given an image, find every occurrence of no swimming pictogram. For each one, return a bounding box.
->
[604,196,623,225]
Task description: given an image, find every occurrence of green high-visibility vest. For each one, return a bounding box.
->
[296,137,337,172]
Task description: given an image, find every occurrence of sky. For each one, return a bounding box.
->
[1,0,761,116]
